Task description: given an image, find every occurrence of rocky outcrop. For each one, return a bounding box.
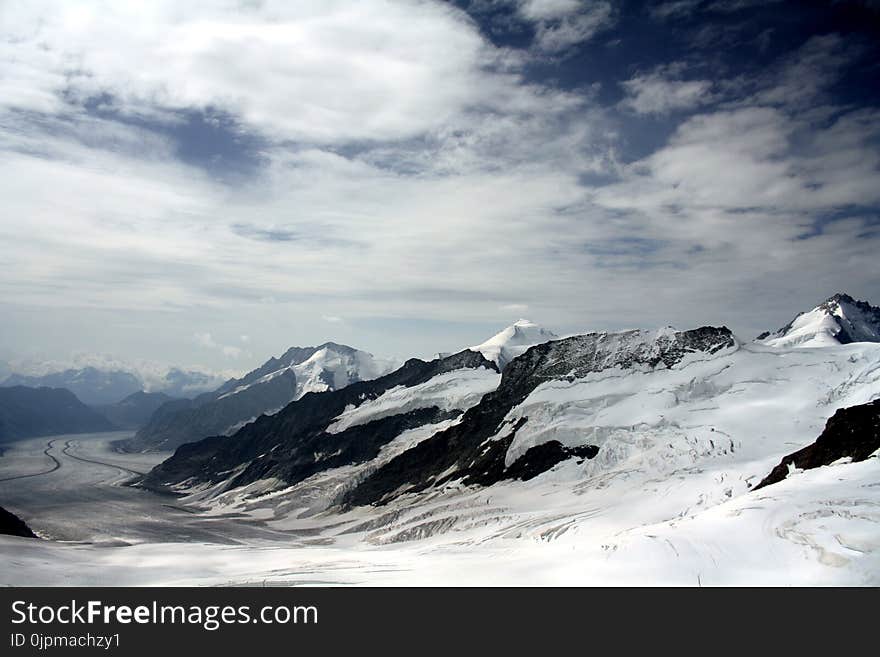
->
[0,506,37,538]
[755,399,880,490]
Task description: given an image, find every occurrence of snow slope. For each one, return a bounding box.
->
[1,434,876,585]
[245,339,878,581]
[757,293,880,348]
[470,319,558,368]
[326,368,500,435]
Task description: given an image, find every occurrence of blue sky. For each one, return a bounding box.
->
[1,0,879,374]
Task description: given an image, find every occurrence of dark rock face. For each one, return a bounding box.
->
[506,442,600,482]
[126,370,298,452]
[755,399,880,490]
[816,294,880,344]
[0,506,37,539]
[0,386,115,443]
[345,326,736,507]
[143,349,498,490]
[94,391,175,430]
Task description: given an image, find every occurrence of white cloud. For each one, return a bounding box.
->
[747,34,857,110]
[650,0,784,19]
[707,0,783,13]
[0,0,530,144]
[650,0,702,19]
[194,333,219,350]
[194,333,243,359]
[514,0,615,53]
[519,0,586,20]
[0,3,876,366]
[621,65,714,115]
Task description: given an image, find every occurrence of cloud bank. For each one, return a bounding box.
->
[0,1,877,367]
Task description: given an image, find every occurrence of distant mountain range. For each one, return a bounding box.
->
[0,386,114,443]
[2,368,143,406]
[0,362,227,405]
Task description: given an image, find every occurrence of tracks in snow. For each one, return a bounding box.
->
[0,439,62,482]
[59,440,145,478]
[0,438,145,484]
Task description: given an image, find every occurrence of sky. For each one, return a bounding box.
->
[1,0,879,375]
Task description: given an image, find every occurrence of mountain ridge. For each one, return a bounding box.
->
[142,348,499,494]
[127,342,396,452]
[756,293,880,348]
[142,326,737,510]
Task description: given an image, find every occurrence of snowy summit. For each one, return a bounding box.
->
[471,319,558,369]
[757,293,880,348]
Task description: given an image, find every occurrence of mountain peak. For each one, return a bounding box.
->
[217,342,396,402]
[757,293,880,348]
[824,292,854,304]
[471,319,558,368]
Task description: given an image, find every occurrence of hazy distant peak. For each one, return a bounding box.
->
[471,319,559,368]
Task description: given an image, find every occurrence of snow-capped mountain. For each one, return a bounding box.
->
[136,303,880,586]
[144,325,738,505]
[143,348,500,502]
[145,320,569,496]
[127,343,397,452]
[756,293,880,348]
[346,326,737,506]
[4,297,880,585]
[216,343,396,402]
[470,319,558,369]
